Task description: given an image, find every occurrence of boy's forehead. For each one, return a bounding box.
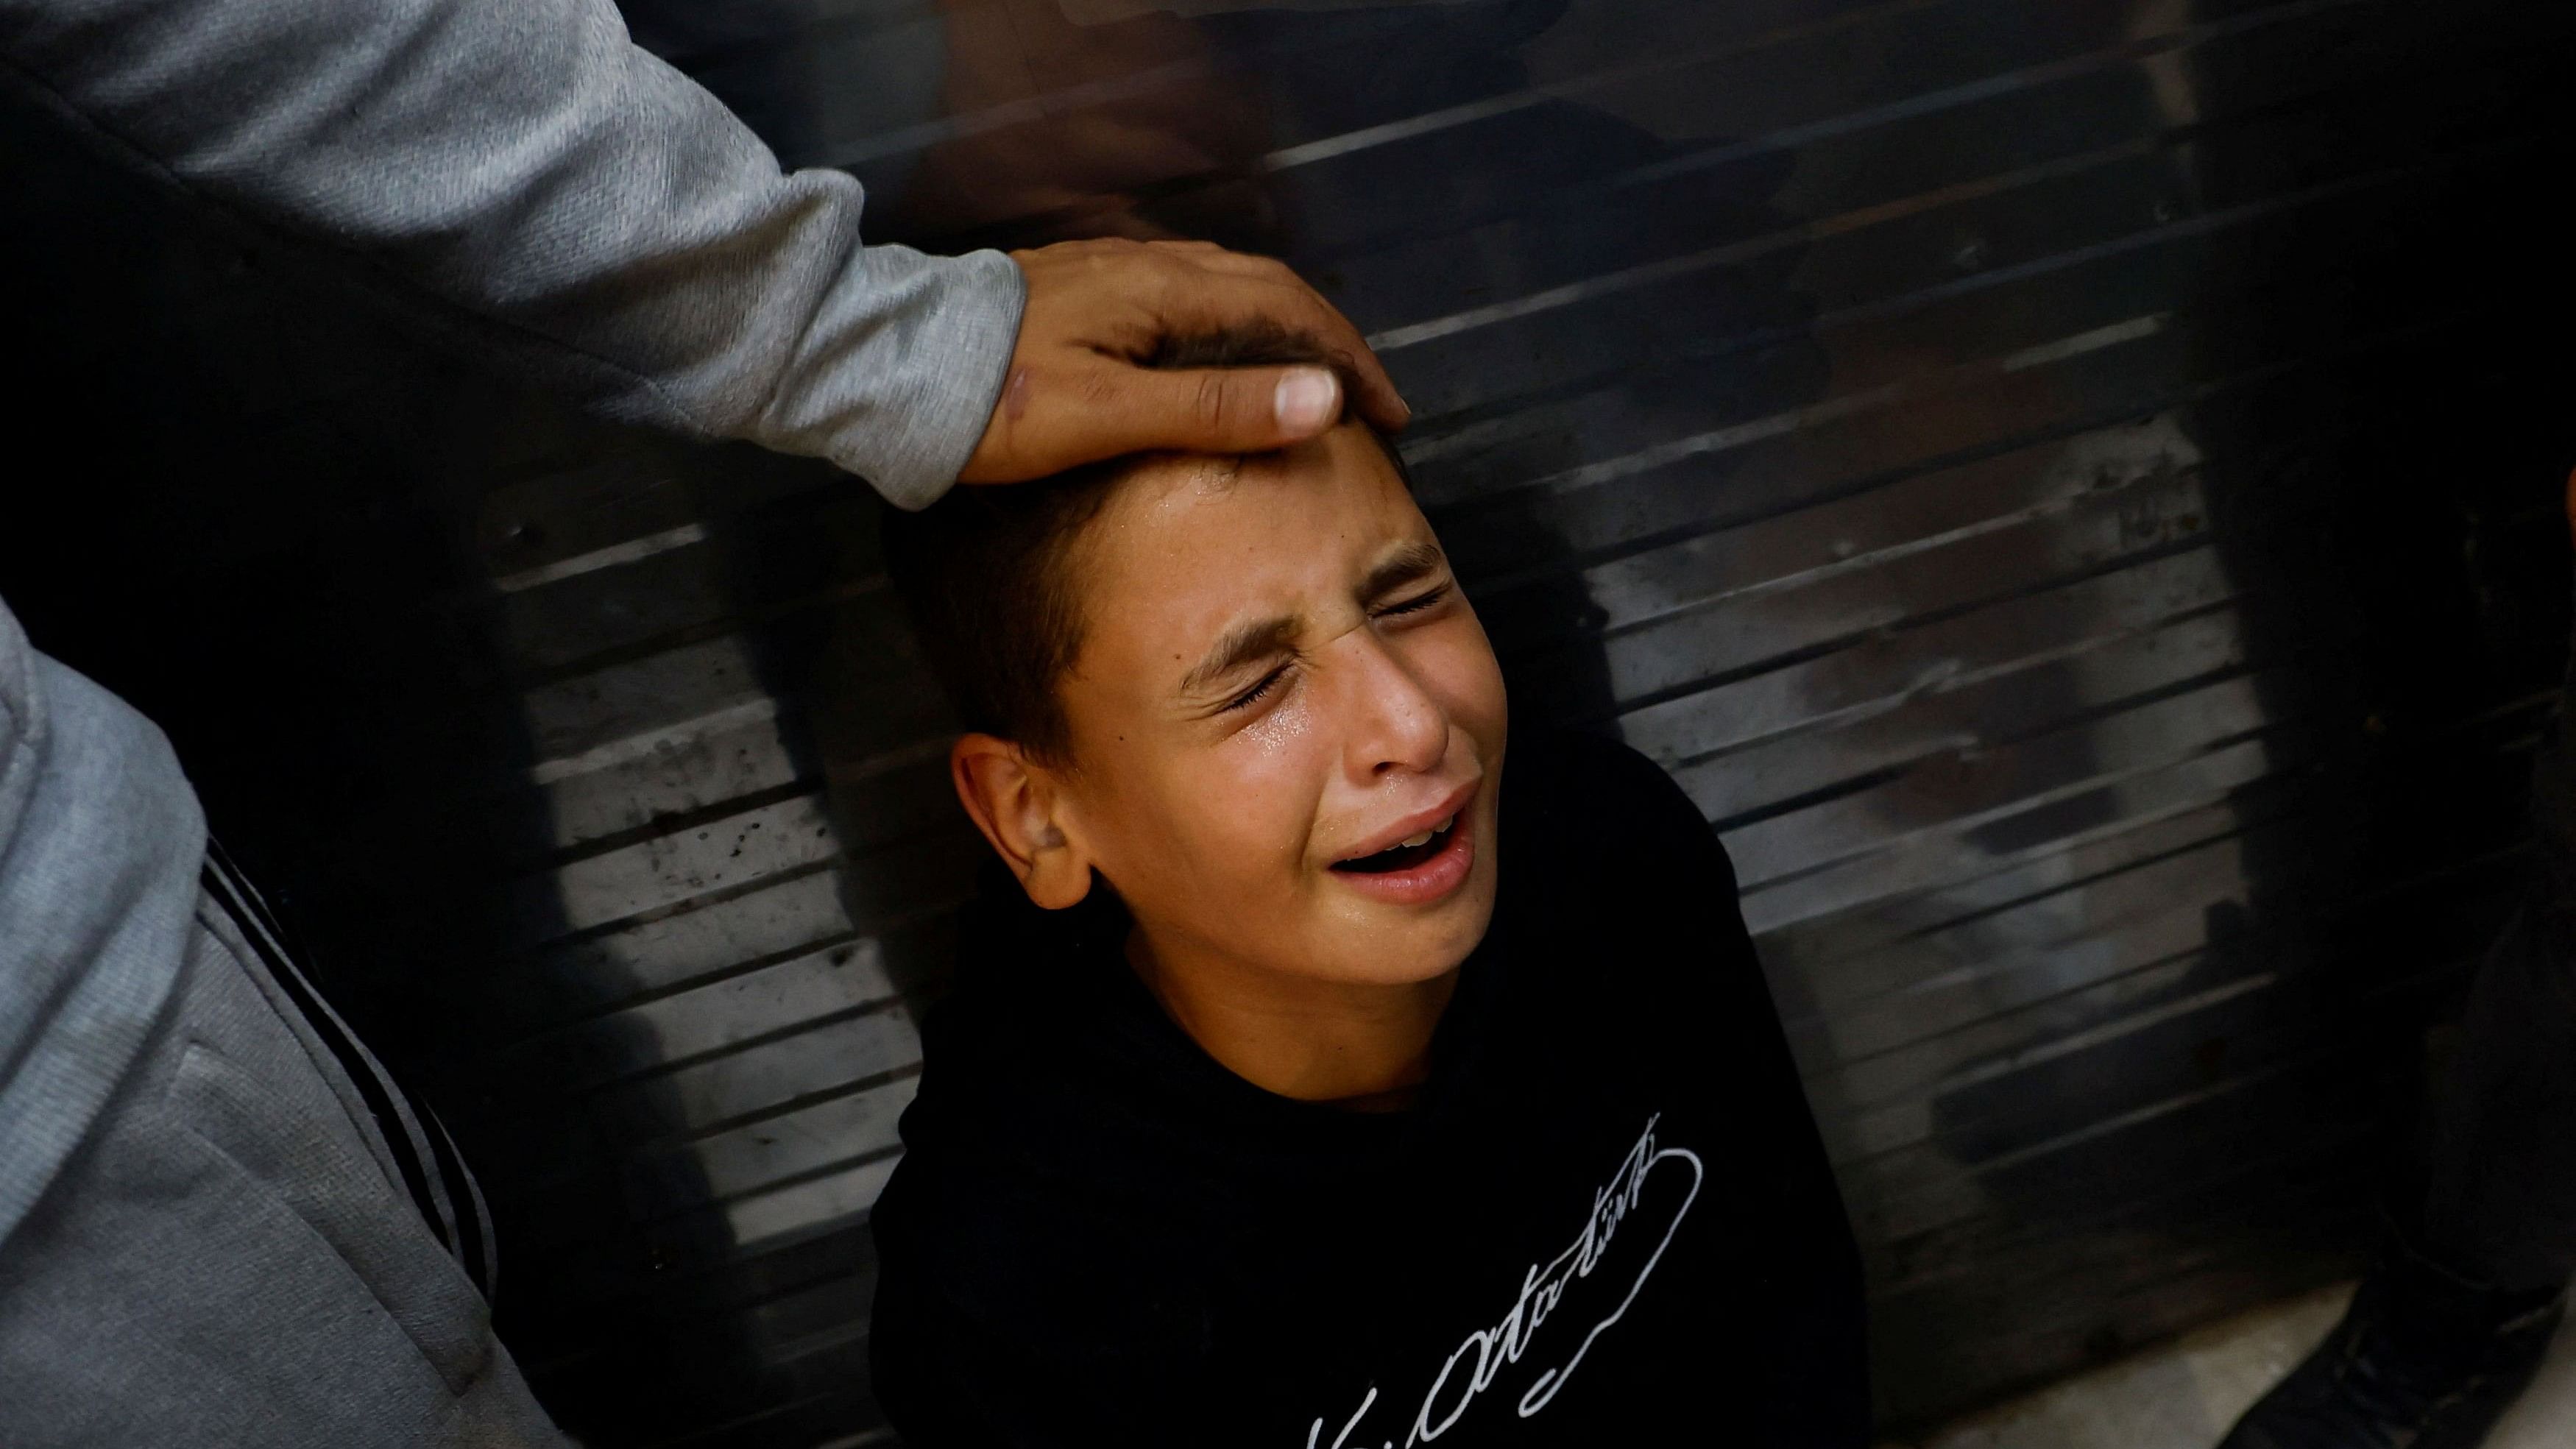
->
[1122,451,1253,509]
[1075,427,1427,639]
[1105,423,1407,538]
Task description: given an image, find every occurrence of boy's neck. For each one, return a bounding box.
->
[1125,927,1458,1110]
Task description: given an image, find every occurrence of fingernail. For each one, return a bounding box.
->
[1275,369,1339,432]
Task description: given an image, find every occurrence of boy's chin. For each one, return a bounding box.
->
[1301,899,1496,988]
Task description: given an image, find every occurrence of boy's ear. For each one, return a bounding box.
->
[950,734,1095,910]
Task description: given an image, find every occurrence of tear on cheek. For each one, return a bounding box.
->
[1242,702,1311,754]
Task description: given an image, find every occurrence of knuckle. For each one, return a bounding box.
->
[1076,367,1125,408]
[1192,372,1236,431]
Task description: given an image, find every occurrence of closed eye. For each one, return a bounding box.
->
[1374,583,1452,619]
[1222,662,1294,714]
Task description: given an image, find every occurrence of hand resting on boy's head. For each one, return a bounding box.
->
[958,240,1412,486]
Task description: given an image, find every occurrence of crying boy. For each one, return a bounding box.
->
[868,327,1869,1448]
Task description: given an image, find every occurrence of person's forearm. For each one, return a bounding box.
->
[0,0,1021,506]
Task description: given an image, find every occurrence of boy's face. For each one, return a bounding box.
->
[1043,422,1509,988]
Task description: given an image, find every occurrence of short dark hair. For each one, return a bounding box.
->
[885,324,1401,764]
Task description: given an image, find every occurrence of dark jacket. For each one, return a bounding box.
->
[871,729,1871,1447]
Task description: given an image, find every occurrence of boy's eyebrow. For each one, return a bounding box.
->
[1180,613,1303,698]
[1359,541,1448,602]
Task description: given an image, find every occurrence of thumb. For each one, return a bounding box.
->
[1096,363,1345,456]
[969,361,1345,481]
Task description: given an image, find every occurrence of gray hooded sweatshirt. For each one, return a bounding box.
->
[0,0,1021,1250]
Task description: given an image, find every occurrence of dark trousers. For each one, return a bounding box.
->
[2416,640,2576,1296]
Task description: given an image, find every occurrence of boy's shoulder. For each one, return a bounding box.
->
[879,877,1259,1244]
[1501,726,1737,890]
[1507,725,1692,810]
[1482,728,1763,1035]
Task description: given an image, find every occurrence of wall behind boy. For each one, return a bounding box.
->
[4,0,2572,1442]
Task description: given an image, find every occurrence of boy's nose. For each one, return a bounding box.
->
[1340,636,1448,779]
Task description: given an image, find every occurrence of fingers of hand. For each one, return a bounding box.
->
[1329,342,1411,434]
[1125,256,1406,428]
[993,240,1411,479]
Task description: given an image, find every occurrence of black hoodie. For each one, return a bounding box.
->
[869,729,1869,1447]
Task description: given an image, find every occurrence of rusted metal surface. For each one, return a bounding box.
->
[5,0,2573,1442]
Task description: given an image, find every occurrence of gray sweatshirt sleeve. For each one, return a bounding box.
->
[0,0,1024,509]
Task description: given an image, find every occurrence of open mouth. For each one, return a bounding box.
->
[1331,812,1459,874]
